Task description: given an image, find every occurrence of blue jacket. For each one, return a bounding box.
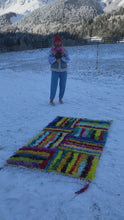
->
[48,48,69,72]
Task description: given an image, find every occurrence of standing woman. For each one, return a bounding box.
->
[48,36,69,105]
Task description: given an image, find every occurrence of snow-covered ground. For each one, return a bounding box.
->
[0,43,124,220]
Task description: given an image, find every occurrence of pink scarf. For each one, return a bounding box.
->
[52,46,65,61]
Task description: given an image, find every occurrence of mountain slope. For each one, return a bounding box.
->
[100,0,124,12]
[10,0,103,34]
[0,0,124,20]
[0,0,57,16]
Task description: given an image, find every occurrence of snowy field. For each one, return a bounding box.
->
[0,43,124,220]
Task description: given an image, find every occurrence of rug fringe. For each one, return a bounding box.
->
[75,181,91,194]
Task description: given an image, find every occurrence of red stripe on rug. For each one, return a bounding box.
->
[75,181,91,194]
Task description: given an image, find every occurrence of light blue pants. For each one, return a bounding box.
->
[50,71,67,101]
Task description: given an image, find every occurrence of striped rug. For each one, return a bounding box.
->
[7,116,113,194]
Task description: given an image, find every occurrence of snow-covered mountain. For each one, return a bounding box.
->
[0,0,124,17]
[0,0,103,32]
[100,0,124,12]
[8,0,103,34]
[0,0,57,17]
[0,0,124,23]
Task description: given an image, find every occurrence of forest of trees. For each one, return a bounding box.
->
[0,7,124,52]
[64,7,124,41]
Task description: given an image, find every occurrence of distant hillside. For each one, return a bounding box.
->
[69,7,124,40]
[0,1,123,52]
[101,0,124,12]
[0,0,57,16]
[7,0,102,34]
[0,12,16,27]
[0,0,123,17]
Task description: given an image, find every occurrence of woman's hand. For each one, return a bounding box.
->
[55,51,62,59]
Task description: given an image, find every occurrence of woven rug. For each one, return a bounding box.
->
[7,116,113,194]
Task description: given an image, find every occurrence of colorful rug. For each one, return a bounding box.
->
[7,116,113,194]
